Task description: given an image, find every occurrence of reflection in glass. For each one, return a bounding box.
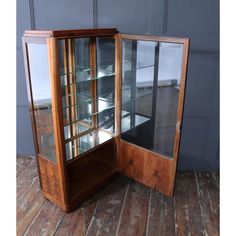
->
[121,40,183,158]
[96,38,115,133]
[65,130,113,160]
[98,107,115,132]
[62,97,114,125]
[27,43,56,162]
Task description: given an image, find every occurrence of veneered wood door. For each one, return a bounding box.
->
[115,34,190,196]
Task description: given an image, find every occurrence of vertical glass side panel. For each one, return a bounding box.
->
[96,37,115,133]
[121,40,183,158]
[27,43,56,163]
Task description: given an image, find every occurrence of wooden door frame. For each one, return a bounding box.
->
[115,33,190,196]
[47,38,70,210]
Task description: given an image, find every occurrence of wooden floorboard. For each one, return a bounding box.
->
[175,171,206,236]
[16,156,219,236]
[86,176,128,236]
[17,158,39,201]
[116,180,150,236]
[146,189,175,236]
[16,155,33,177]
[54,195,99,236]
[195,172,219,236]
[212,172,219,187]
[17,178,46,236]
[54,208,86,236]
[24,201,65,236]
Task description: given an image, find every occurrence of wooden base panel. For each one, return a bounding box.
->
[38,156,64,203]
[43,191,70,213]
[38,137,178,213]
[117,139,175,196]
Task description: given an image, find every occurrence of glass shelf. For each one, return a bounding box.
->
[63,98,115,126]
[98,91,115,103]
[123,60,155,71]
[60,65,115,83]
[97,107,115,133]
[60,65,90,76]
[65,129,113,161]
[64,120,91,140]
[121,110,130,117]
[62,92,115,109]
[62,94,91,109]
[121,112,151,132]
[62,97,114,113]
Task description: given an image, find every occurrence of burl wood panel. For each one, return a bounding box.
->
[38,156,62,203]
[118,140,174,196]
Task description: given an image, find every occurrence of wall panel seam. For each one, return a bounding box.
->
[29,0,36,30]
[163,0,169,34]
[93,0,98,28]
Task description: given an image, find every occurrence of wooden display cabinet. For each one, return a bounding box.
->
[22,28,189,212]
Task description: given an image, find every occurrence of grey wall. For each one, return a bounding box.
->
[17,0,34,155]
[17,0,219,171]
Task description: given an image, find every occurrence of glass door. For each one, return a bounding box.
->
[58,37,116,161]
[117,34,189,196]
[121,39,184,158]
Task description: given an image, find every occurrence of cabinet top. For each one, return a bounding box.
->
[23,28,118,38]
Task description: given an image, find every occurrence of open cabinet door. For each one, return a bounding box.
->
[115,34,189,196]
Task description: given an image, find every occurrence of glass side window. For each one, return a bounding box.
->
[27,43,56,163]
[121,40,183,158]
[59,37,115,161]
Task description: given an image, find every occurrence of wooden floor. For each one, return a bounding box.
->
[17,155,219,236]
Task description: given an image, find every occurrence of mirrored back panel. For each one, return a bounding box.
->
[121,39,183,158]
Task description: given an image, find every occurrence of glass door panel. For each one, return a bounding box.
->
[121,39,183,158]
[59,37,115,161]
[27,43,56,163]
